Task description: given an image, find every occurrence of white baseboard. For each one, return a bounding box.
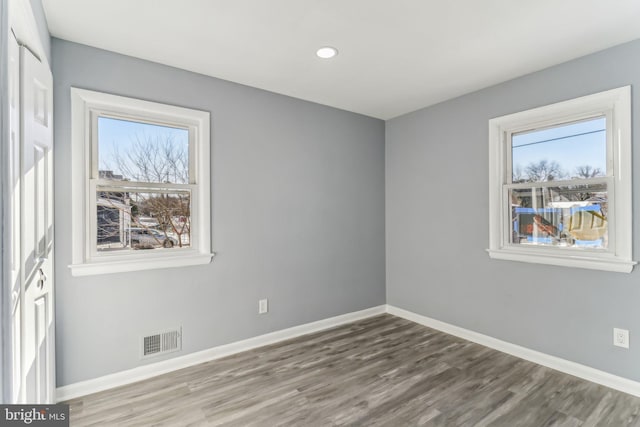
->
[56,305,387,402]
[58,303,640,402]
[386,305,640,398]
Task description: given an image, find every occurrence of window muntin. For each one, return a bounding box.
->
[70,88,212,276]
[488,86,633,273]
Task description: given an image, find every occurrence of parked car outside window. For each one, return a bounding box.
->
[128,228,178,249]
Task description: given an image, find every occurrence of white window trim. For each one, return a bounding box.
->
[69,88,214,276]
[487,86,635,273]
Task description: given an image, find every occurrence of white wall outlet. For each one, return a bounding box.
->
[613,328,629,349]
[258,298,268,314]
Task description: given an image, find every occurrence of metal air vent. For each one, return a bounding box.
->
[142,327,182,358]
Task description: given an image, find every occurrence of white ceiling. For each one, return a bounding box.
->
[41,0,640,119]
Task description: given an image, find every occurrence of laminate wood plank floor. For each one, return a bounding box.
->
[65,314,640,426]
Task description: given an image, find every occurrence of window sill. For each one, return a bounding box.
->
[486,248,635,273]
[69,252,215,276]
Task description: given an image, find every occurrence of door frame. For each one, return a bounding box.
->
[0,0,9,405]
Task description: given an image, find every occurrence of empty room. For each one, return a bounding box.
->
[3,0,640,425]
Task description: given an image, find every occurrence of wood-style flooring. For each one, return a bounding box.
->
[65,314,640,426]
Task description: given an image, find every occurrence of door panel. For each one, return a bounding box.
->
[34,144,47,257]
[20,45,55,404]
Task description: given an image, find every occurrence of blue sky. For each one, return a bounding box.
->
[511,116,606,181]
[98,116,189,179]
[98,114,605,184]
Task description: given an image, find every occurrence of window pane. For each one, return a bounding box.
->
[97,189,191,252]
[98,116,189,184]
[509,183,607,249]
[511,117,606,183]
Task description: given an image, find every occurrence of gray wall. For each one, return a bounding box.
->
[52,39,386,386]
[386,39,640,381]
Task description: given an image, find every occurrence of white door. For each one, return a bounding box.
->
[20,45,55,404]
[8,31,23,404]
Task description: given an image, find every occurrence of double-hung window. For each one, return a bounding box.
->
[488,86,634,272]
[70,88,213,276]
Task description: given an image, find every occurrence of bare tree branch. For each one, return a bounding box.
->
[524,160,565,182]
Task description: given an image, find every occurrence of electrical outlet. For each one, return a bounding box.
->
[258,299,268,314]
[613,328,629,349]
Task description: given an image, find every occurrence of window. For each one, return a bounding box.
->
[70,88,213,276]
[488,87,634,273]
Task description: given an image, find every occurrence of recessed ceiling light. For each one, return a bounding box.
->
[316,46,338,59]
